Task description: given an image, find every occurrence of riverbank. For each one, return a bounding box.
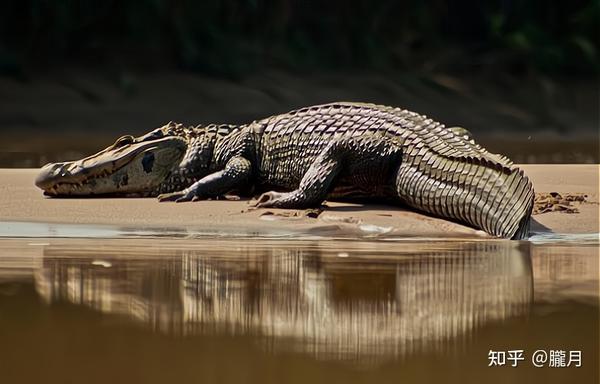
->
[1,70,598,167]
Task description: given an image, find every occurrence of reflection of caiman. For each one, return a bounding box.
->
[35,102,534,239]
[34,241,533,360]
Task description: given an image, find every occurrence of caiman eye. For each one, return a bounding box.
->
[114,135,135,148]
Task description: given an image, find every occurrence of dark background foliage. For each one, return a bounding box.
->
[0,0,598,165]
[1,0,597,77]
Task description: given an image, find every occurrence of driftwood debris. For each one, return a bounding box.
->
[533,192,588,215]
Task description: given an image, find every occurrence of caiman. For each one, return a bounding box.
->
[35,102,535,239]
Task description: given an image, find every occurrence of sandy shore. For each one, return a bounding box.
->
[0,165,597,238]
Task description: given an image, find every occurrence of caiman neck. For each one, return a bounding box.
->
[150,123,239,196]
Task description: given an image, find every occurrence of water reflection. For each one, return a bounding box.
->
[28,240,534,360]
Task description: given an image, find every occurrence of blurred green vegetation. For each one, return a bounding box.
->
[0,0,598,78]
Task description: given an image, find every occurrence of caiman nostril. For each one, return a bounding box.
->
[114,135,135,148]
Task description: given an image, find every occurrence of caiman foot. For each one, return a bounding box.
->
[158,189,201,203]
[254,191,289,208]
[254,191,322,209]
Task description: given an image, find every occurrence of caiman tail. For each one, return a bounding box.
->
[396,157,535,240]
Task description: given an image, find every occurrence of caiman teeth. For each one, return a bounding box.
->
[47,168,116,192]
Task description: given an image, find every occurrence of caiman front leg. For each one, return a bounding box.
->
[158,156,251,202]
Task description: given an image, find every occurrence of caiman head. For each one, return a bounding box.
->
[35,122,214,197]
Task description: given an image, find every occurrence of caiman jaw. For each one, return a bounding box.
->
[37,163,116,196]
[35,136,186,196]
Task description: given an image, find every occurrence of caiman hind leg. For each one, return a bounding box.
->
[255,142,343,209]
[158,156,251,202]
[255,136,401,209]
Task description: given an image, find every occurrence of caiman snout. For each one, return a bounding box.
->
[35,134,187,196]
[35,162,68,190]
[35,161,94,195]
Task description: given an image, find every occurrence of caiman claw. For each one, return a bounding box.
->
[158,190,198,203]
[254,191,287,208]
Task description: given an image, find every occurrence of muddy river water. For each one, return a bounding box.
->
[0,235,597,383]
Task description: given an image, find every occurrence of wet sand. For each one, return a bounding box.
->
[0,165,598,238]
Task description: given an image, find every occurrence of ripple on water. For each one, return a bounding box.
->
[5,220,596,243]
